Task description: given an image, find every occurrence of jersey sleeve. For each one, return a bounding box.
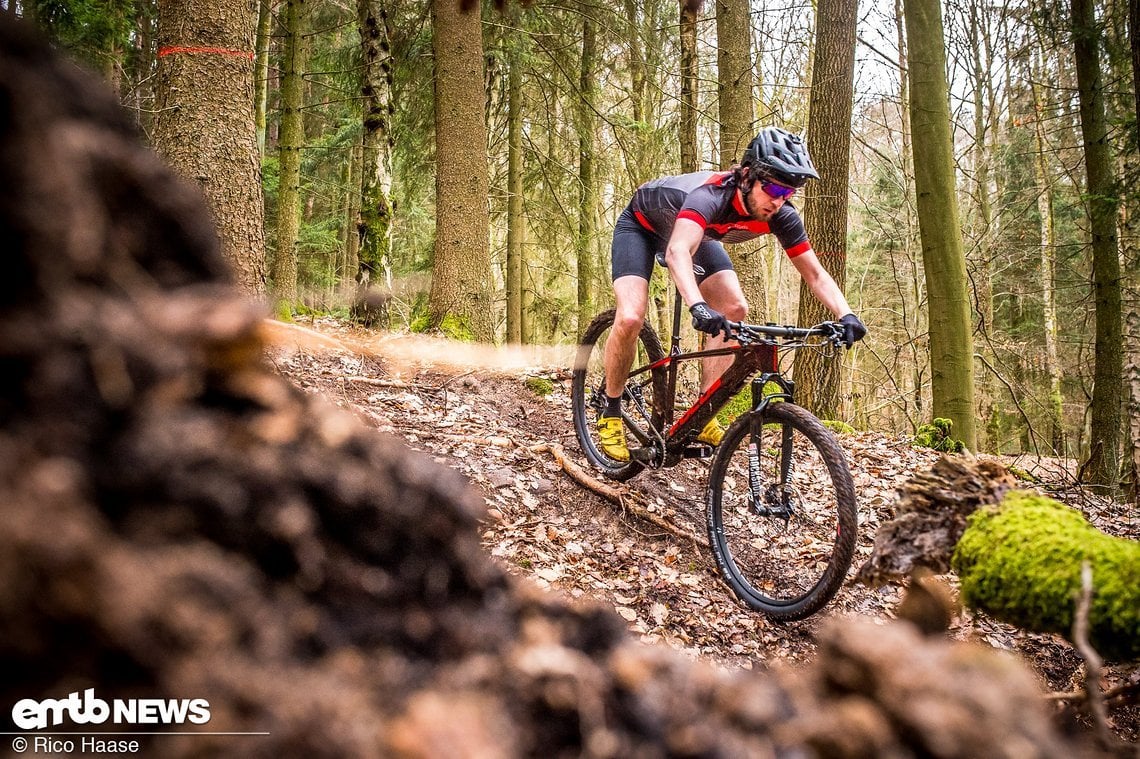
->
[770,204,812,257]
[676,183,724,231]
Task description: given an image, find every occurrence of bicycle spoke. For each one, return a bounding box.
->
[706,403,857,620]
[571,310,664,481]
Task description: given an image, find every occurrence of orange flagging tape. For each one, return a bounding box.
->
[158,45,254,60]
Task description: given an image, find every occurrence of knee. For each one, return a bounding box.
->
[722,298,748,322]
[612,307,646,335]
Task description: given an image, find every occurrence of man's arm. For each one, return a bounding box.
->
[790,249,853,318]
[663,217,707,307]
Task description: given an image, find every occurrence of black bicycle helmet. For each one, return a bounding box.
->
[741,127,819,188]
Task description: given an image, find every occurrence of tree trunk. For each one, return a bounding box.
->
[903,0,977,451]
[576,6,597,335]
[715,0,753,167]
[895,0,926,425]
[1133,0,1140,141]
[1126,306,1140,504]
[353,0,395,328]
[340,143,361,289]
[967,0,997,451]
[153,0,266,298]
[795,0,857,420]
[271,0,308,305]
[1031,66,1065,454]
[679,0,698,174]
[506,32,523,344]
[1072,0,1123,490]
[429,0,494,342]
[714,0,766,324]
[253,0,272,157]
[953,492,1140,661]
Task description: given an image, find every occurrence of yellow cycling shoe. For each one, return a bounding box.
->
[596,416,629,462]
[697,417,725,446]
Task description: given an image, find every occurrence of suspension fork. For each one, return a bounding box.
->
[750,374,797,505]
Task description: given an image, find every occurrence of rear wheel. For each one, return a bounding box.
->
[571,309,665,481]
[706,402,857,620]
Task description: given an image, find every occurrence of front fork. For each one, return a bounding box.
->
[747,375,796,520]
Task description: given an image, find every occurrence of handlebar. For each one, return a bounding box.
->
[728,320,845,347]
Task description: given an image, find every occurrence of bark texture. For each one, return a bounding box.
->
[903,0,978,450]
[271,0,308,304]
[857,456,1018,585]
[0,19,1102,758]
[429,0,494,342]
[796,0,857,419]
[353,0,395,328]
[153,0,266,297]
[1071,0,1123,489]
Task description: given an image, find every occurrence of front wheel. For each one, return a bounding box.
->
[706,402,857,620]
[571,309,665,481]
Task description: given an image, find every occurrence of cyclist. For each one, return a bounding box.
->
[598,126,867,462]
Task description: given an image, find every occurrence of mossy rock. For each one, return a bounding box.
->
[524,376,554,396]
[951,491,1140,661]
[822,420,855,435]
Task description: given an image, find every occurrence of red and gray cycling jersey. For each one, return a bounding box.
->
[629,170,812,257]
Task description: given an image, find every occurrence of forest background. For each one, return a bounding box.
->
[9,0,1139,497]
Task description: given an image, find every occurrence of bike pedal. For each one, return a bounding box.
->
[682,444,714,459]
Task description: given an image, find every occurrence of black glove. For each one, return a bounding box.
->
[690,301,731,339]
[839,313,867,349]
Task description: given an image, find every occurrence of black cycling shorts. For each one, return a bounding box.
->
[610,205,734,284]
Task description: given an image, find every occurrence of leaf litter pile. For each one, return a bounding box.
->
[268,316,1138,744]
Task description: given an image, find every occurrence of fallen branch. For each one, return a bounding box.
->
[1073,562,1114,749]
[529,443,708,550]
[344,376,415,389]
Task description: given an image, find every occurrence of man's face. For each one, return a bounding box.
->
[743,174,796,221]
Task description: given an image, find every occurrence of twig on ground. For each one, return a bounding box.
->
[344,376,415,389]
[1072,561,1115,749]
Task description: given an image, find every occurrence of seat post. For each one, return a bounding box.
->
[670,287,684,355]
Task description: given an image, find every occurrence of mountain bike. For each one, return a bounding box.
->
[571,290,858,620]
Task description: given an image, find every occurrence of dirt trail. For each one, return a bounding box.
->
[267,317,1136,704]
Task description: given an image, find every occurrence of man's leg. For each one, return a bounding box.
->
[594,275,650,461]
[604,274,651,399]
[696,269,747,391]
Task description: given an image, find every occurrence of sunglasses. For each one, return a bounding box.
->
[759,180,797,200]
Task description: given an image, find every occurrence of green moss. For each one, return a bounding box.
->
[823,420,856,434]
[524,376,555,396]
[1006,465,1040,484]
[717,381,786,426]
[913,417,965,453]
[717,389,752,426]
[952,491,1140,661]
[439,313,474,342]
[273,299,294,322]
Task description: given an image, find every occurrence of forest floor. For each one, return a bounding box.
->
[266,315,1139,749]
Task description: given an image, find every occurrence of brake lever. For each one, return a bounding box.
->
[820,321,845,349]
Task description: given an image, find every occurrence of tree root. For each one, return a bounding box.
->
[528,443,709,550]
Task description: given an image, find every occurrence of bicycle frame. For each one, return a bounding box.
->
[624,289,794,467]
